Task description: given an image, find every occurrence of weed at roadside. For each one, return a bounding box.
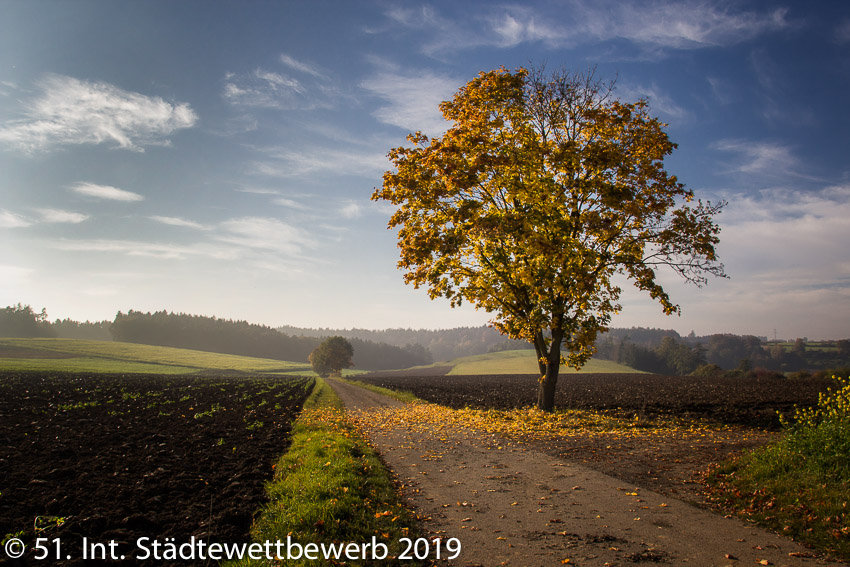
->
[706,374,850,561]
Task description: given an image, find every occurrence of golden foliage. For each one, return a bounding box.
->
[372,65,725,410]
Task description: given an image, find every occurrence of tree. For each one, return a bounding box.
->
[0,304,54,338]
[372,66,725,411]
[309,336,354,378]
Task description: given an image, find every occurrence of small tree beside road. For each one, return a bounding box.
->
[309,336,354,378]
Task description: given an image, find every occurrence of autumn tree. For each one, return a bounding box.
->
[309,336,354,378]
[372,66,725,411]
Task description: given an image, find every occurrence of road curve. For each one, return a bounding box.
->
[326,378,841,567]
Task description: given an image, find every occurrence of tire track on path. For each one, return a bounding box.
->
[327,378,840,567]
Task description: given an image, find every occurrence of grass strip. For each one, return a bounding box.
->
[706,375,850,561]
[226,378,420,566]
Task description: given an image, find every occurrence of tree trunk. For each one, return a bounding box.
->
[535,330,562,412]
[537,363,559,412]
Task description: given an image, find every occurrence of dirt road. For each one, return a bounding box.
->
[327,378,840,567]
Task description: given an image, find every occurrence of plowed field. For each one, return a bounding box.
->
[356,372,833,427]
[0,372,313,566]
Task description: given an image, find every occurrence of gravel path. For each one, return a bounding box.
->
[327,379,840,567]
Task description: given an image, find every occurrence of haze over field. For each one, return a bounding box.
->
[1,1,848,339]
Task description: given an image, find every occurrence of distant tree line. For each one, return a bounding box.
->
[51,318,112,340]
[0,304,112,340]
[278,324,526,362]
[0,304,53,338]
[594,329,849,374]
[4,304,848,374]
[110,310,430,371]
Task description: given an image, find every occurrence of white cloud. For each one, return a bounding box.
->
[0,209,32,228]
[279,54,329,80]
[273,197,311,211]
[0,74,197,152]
[217,217,314,256]
[487,9,565,47]
[253,146,389,178]
[360,70,458,135]
[37,208,89,223]
[70,182,144,202]
[52,238,239,260]
[709,185,850,331]
[615,82,690,122]
[601,2,788,49]
[340,202,362,219]
[149,216,210,230]
[387,2,789,56]
[223,66,337,110]
[236,187,281,195]
[711,140,824,185]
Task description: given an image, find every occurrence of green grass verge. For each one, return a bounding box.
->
[0,338,310,374]
[706,375,850,560]
[411,349,643,375]
[225,378,420,566]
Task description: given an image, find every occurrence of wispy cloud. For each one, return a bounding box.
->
[52,239,221,260]
[223,70,305,109]
[52,215,319,267]
[217,217,315,256]
[70,182,144,202]
[486,7,565,47]
[279,54,329,80]
[253,146,389,178]
[339,201,362,219]
[37,208,89,223]
[273,197,311,211]
[223,56,339,111]
[386,2,789,56]
[360,69,458,135]
[596,2,789,49]
[0,74,197,152]
[615,82,690,122]
[712,139,822,183]
[236,187,281,195]
[0,209,32,228]
[149,216,210,230]
[715,184,850,300]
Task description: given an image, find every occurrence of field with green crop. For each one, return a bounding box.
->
[381,348,642,376]
[0,337,311,374]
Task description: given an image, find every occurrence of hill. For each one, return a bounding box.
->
[0,337,313,375]
[369,349,644,376]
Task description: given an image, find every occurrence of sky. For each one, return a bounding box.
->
[1,0,848,340]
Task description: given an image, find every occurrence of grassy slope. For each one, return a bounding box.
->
[0,337,311,374]
[404,349,643,375]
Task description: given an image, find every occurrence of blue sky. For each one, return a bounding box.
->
[1,0,848,340]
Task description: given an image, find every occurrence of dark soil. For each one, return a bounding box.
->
[356,372,834,427]
[0,372,313,566]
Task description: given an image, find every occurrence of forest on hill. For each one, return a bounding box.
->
[3,304,848,374]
